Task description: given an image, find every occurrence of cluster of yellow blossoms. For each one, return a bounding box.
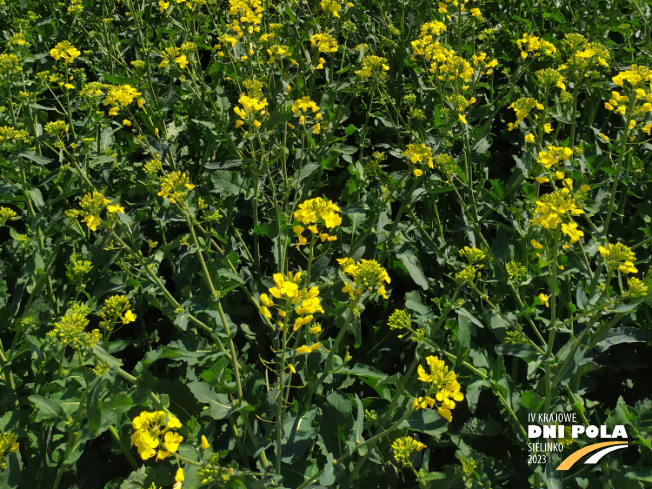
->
[598,243,638,275]
[531,188,584,244]
[234,94,268,128]
[227,0,263,39]
[391,436,427,466]
[266,44,296,65]
[158,171,196,204]
[412,356,464,422]
[99,295,137,332]
[403,143,433,176]
[559,34,610,77]
[0,54,21,76]
[50,41,81,65]
[507,98,544,132]
[516,33,556,59]
[260,272,323,353]
[47,305,101,350]
[70,191,124,232]
[411,22,495,85]
[158,45,194,69]
[293,197,341,247]
[103,84,144,116]
[131,411,183,461]
[0,126,29,147]
[0,431,19,469]
[355,55,389,80]
[44,120,69,137]
[337,258,391,300]
[291,96,322,133]
[456,246,485,284]
[537,145,573,169]
[320,0,353,17]
[604,65,652,135]
[0,207,17,226]
[310,33,338,53]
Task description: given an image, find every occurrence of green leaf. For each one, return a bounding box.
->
[282,407,317,464]
[27,188,45,210]
[396,250,428,290]
[187,381,236,420]
[28,395,63,421]
[19,151,51,165]
[87,379,102,434]
[594,327,652,353]
[457,308,484,328]
[407,409,449,438]
[466,379,489,412]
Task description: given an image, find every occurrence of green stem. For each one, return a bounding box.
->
[296,409,415,489]
[109,425,138,470]
[275,327,288,474]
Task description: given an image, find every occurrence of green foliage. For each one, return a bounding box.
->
[0,0,652,487]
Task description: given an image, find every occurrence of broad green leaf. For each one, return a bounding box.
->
[396,250,428,290]
[187,381,236,420]
[28,395,63,421]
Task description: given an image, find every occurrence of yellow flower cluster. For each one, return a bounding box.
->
[79,191,110,231]
[559,34,610,77]
[391,436,426,466]
[507,98,544,131]
[266,44,296,65]
[598,243,638,274]
[516,33,556,59]
[337,258,391,300]
[537,145,573,168]
[310,33,338,53]
[291,96,322,132]
[0,126,29,146]
[320,0,352,17]
[47,308,101,350]
[44,120,69,136]
[604,66,652,134]
[234,94,268,128]
[506,261,527,282]
[535,68,566,90]
[158,171,196,204]
[627,277,648,298]
[0,54,21,76]
[0,207,17,226]
[103,84,143,116]
[227,0,263,39]
[130,411,183,461]
[459,246,485,263]
[260,272,324,352]
[403,143,433,176]
[456,246,485,284]
[531,188,583,231]
[158,46,192,69]
[387,309,412,331]
[355,55,389,80]
[434,51,474,83]
[613,64,652,88]
[69,257,92,282]
[0,431,19,470]
[99,295,137,332]
[471,52,498,76]
[50,41,81,65]
[293,197,341,247]
[9,33,31,48]
[412,356,464,422]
